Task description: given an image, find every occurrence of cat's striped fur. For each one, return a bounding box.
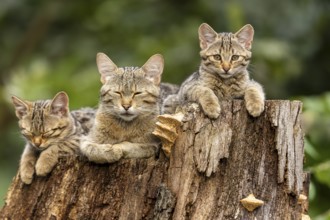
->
[163,23,265,118]
[80,53,164,163]
[11,92,95,184]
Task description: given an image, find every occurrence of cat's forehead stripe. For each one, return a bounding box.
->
[206,32,245,56]
[124,67,139,71]
[219,33,233,51]
[116,66,145,91]
[31,100,49,133]
[118,66,140,73]
[122,71,134,90]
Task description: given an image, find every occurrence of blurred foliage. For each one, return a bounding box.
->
[0,0,329,218]
[302,93,330,219]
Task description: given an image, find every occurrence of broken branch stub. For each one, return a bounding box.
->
[153,112,184,157]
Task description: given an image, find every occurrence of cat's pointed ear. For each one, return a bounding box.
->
[50,92,69,116]
[11,96,31,119]
[142,54,164,86]
[199,23,218,50]
[96,52,118,84]
[235,24,254,50]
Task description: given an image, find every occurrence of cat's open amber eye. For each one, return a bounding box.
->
[213,55,221,61]
[231,55,239,61]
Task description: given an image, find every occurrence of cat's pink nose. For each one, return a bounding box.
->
[222,66,230,73]
[122,104,131,110]
[33,136,42,147]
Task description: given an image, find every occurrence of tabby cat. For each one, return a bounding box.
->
[80,53,163,163]
[164,23,265,118]
[12,92,95,184]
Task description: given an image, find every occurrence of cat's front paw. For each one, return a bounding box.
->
[200,99,221,119]
[81,140,124,163]
[20,167,34,184]
[35,161,55,176]
[246,100,265,117]
[245,81,265,117]
[103,144,124,163]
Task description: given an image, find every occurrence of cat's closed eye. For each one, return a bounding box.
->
[133,92,143,97]
[43,126,67,137]
[21,129,33,137]
[143,100,155,104]
[101,94,113,103]
[42,129,56,137]
[142,96,157,104]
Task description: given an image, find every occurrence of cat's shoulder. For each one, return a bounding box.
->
[160,82,179,98]
[180,71,203,90]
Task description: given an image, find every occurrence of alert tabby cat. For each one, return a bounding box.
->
[12,92,95,184]
[164,23,265,118]
[80,53,163,163]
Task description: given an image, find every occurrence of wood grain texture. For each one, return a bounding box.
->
[0,100,308,220]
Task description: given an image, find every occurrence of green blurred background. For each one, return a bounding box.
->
[1,0,330,218]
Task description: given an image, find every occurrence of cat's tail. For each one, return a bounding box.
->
[79,137,123,164]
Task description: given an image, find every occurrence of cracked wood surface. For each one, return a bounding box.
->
[0,100,308,220]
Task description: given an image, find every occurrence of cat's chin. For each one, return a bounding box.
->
[218,73,234,79]
[119,113,137,122]
[31,143,49,151]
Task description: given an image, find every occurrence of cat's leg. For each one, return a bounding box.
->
[113,141,157,159]
[80,140,156,163]
[162,94,179,114]
[80,139,123,164]
[244,80,265,117]
[35,145,59,176]
[186,86,220,119]
[19,144,38,184]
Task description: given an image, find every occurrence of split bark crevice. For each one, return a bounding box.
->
[0,100,310,220]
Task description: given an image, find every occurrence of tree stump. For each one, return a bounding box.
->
[0,100,310,220]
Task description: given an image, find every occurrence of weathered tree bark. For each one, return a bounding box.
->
[0,100,310,220]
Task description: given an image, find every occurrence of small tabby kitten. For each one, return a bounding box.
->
[164,23,265,118]
[80,53,163,163]
[12,92,95,184]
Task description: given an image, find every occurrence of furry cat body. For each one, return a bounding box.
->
[71,108,96,134]
[80,53,164,163]
[159,82,179,108]
[164,23,265,118]
[12,92,95,184]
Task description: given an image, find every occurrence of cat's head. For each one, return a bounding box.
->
[198,23,254,79]
[11,92,73,150]
[96,52,164,122]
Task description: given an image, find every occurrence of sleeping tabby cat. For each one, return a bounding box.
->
[12,92,95,184]
[163,23,265,118]
[80,53,163,163]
